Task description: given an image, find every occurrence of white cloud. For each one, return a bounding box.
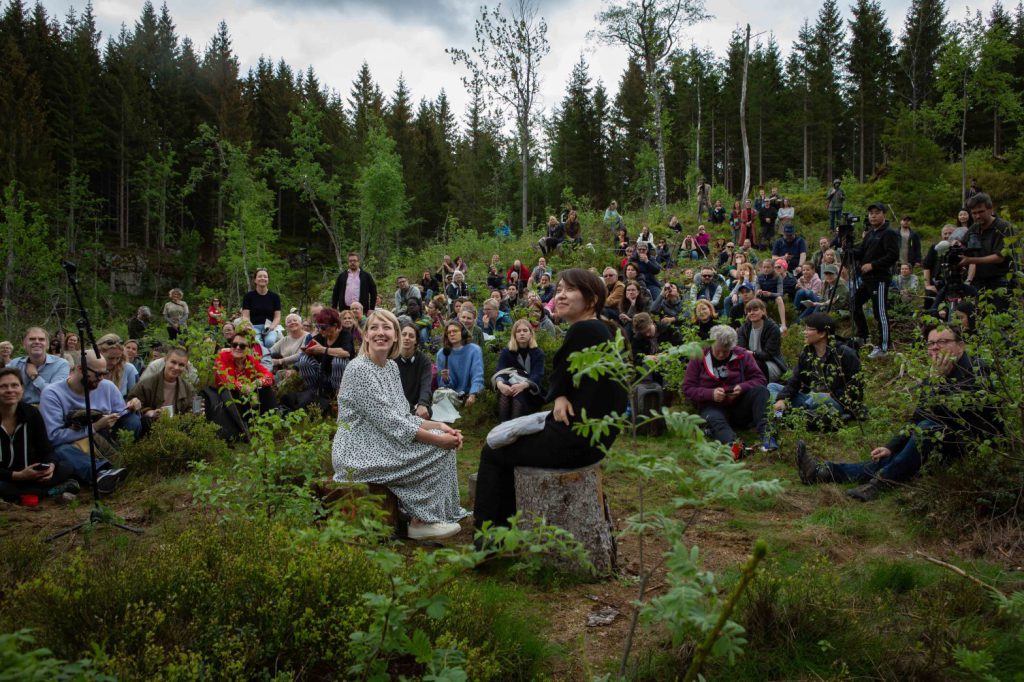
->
[43,0,1000,132]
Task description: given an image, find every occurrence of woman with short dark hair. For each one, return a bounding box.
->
[474,269,628,530]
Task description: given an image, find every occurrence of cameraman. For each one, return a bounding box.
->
[962,192,1015,309]
[851,202,899,359]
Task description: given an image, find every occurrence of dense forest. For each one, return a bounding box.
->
[1,0,1024,319]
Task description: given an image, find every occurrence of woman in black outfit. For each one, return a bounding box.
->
[474,269,628,530]
[0,369,79,502]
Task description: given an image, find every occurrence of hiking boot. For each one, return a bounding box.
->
[95,467,128,495]
[761,434,779,452]
[846,479,887,502]
[867,347,888,360]
[47,479,81,499]
[796,440,828,485]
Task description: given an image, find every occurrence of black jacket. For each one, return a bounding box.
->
[777,341,863,415]
[852,222,899,282]
[737,318,788,374]
[0,402,55,482]
[331,269,378,311]
[888,352,1001,456]
[396,351,433,415]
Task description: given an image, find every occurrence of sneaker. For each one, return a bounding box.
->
[796,439,827,485]
[867,347,888,360]
[95,468,128,495]
[46,479,81,498]
[846,479,886,502]
[761,434,779,452]
[407,522,462,540]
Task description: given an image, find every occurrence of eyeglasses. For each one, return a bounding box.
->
[602,273,615,278]
[88,369,110,378]
[926,338,958,348]
[231,342,249,350]
[315,323,333,330]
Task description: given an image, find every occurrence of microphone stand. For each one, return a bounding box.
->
[47,260,142,542]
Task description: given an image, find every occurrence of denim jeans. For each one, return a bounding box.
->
[768,382,846,419]
[53,444,112,481]
[827,419,940,484]
[253,323,280,351]
[794,290,819,319]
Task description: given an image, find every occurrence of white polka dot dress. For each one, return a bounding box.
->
[331,355,468,524]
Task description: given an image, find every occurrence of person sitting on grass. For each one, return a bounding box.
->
[682,324,772,457]
[215,332,277,424]
[736,299,787,384]
[728,283,757,327]
[492,319,545,423]
[797,325,1000,502]
[0,368,81,504]
[755,259,789,333]
[7,327,71,406]
[332,309,468,541]
[296,308,355,399]
[127,347,196,427]
[691,299,718,340]
[396,322,434,419]
[769,313,863,431]
[435,322,484,411]
[456,305,486,347]
[38,350,133,494]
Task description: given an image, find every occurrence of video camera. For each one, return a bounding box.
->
[935,228,983,298]
[834,212,860,248]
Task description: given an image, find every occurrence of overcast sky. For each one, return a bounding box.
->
[40,0,997,129]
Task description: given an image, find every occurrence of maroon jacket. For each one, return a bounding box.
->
[683,347,766,409]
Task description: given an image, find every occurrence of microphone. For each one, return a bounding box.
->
[934,240,951,255]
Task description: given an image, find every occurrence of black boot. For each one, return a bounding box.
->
[846,478,887,502]
[796,439,830,485]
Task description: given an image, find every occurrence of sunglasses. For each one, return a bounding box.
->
[316,323,334,330]
[231,342,249,350]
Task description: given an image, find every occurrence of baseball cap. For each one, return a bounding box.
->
[822,264,839,275]
[783,224,795,234]
[867,202,887,212]
[738,282,755,292]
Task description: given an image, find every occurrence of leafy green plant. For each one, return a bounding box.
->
[188,408,334,524]
[118,413,230,476]
[568,332,782,679]
[0,630,114,682]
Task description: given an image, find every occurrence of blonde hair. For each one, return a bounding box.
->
[694,299,717,320]
[359,309,401,359]
[507,318,538,351]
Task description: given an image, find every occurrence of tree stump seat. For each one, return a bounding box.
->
[311,479,407,537]
[514,462,617,574]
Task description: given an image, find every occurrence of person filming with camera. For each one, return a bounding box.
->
[851,202,899,359]
[961,192,1015,309]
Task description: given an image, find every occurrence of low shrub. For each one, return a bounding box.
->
[117,413,231,476]
[1,518,551,680]
[0,629,114,681]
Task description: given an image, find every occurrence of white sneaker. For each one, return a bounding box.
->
[407,522,462,540]
[867,347,888,360]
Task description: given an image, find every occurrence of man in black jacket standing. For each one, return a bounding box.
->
[851,202,899,359]
[331,252,377,312]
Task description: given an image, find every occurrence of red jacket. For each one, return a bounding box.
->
[683,347,766,409]
[507,264,530,285]
[215,349,274,389]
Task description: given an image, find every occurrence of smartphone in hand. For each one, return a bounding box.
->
[31,462,52,472]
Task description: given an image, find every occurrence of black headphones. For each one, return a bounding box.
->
[447,321,470,345]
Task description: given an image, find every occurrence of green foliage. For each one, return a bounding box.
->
[354,125,408,265]
[118,413,230,476]
[0,630,114,682]
[0,182,66,339]
[568,331,782,678]
[188,409,333,524]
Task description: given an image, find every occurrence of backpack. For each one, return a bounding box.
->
[632,381,666,437]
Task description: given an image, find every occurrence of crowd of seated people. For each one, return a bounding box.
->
[1,190,1013,522]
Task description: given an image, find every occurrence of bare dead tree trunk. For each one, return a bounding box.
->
[740,24,751,205]
[858,92,865,183]
[650,71,668,209]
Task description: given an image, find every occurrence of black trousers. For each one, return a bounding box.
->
[698,384,770,444]
[474,428,602,529]
[852,279,890,350]
[0,460,75,501]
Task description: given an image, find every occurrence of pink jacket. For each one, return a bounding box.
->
[682,347,766,409]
